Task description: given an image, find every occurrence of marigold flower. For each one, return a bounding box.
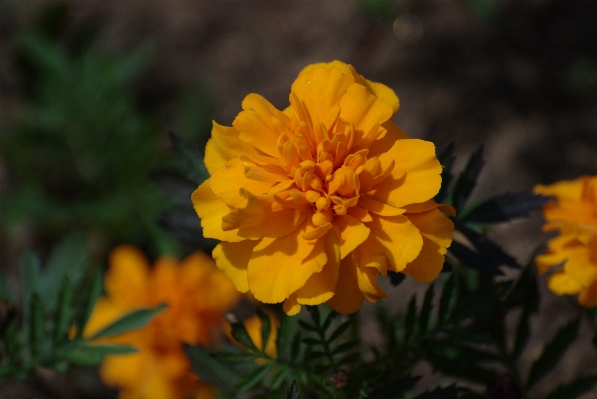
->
[535,177,597,306]
[85,246,240,399]
[226,312,278,359]
[192,61,454,315]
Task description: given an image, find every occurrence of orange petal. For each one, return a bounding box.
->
[368,121,409,157]
[247,221,328,303]
[359,196,405,216]
[332,214,370,259]
[326,253,365,314]
[356,264,387,303]
[191,179,244,242]
[369,139,442,208]
[210,158,275,207]
[104,246,150,308]
[212,241,259,294]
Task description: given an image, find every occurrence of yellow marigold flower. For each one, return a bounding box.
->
[192,60,454,315]
[85,246,240,399]
[535,177,597,306]
[226,312,278,359]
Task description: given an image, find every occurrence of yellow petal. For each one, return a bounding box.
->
[548,271,583,295]
[564,251,597,287]
[339,84,393,148]
[368,121,409,157]
[356,264,387,302]
[326,253,365,314]
[104,246,149,308]
[369,139,442,208]
[361,214,423,272]
[533,178,585,202]
[191,180,244,242]
[204,122,266,175]
[363,80,399,114]
[233,94,290,157]
[359,196,406,216]
[402,208,454,282]
[332,214,370,259]
[290,64,354,132]
[210,158,275,207]
[212,241,259,293]
[283,292,301,316]
[248,221,328,303]
[221,189,307,239]
[296,231,341,305]
[579,280,597,307]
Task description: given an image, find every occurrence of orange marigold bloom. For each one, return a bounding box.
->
[85,246,240,399]
[192,61,454,315]
[535,177,597,306]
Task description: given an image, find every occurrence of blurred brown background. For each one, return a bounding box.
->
[2,0,597,398]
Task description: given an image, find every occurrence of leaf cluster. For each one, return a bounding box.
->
[0,233,166,383]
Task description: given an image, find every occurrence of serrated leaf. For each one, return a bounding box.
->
[404,295,417,342]
[331,340,359,356]
[21,252,41,300]
[57,343,137,366]
[75,266,102,338]
[306,350,328,360]
[527,318,581,389]
[168,131,209,185]
[89,303,167,339]
[452,145,484,212]
[459,191,551,224]
[286,380,301,399]
[186,344,237,390]
[53,277,73,343]
[297,320,317,332]
[277,313,299,359]
[321,309,337,332]
[307,305,320,326]
[430,356,496,384]
[230,319,258,351]
[328,321,351,343]
[214,351,257,363]
[450,283,507,323]
[458,226,520,269]
[545,375,597,399]
[419,283,435,333]
[388,271,406,286]
[236,363,273,393]
[439,273,457,324]
[302,338,322,346]
[255,309,271,352]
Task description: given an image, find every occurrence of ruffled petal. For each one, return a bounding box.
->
[356,264,387,302]
[247,221,328,303]
[548,271,583,296]
[212,241,258,294]
[191,180,244,242]
[331,214,370,259]
[402,208,454,282]
[210,158,275,207]
[369,139,442,208]
[104,246,150,308]
[326,253,365,314]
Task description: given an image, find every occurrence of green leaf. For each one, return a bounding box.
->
[404,294,417,342]
[255,309,271,352]
[297,320,317,332]
[277,313,299,359]
[21,252,41,299]
[371,376,420,399]
[286,380,301,399]
[168,131,210,185]
[57,343,137,366]
[331,340,359,356]
[459,191,550,224]
[29,293,45,358]
[307,305,320,326]
[328,321,351,343]
[236,363,273,393]
[419,283,435,333]
[435,140,455,204]
[438,273,457,324]
[186,344,238,390]
[545,375,597,399]
[320,309,337,332]
[75,266,103,338]
[89,303,167,339]
[230,318,258,351]
[527,318,580,389]
[414,383,471,399]
[53,277,74,343]
[452,145,484,213]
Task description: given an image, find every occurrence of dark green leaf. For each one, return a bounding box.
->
[57,343,137,366]
[53,277,73,343]
[404,295,417,342]
[449,241,503,275]
[527,318,581,389]
[419,283,435,333]
[430,356,496,384]
[545,375,597,399]
[450,282,508,322]
[298,320,317,332]
[414,383,471,399]
[328,321,351,343]
[21,252,41,299]
[75,266,102,338]
[236,363,273,393]
[388,271,406,287]
[371,376,420,399]
[306,350,328,360]
[458,226,519,269]
[168,131,209,185]
[302,338,322,346]
[321,309,337,332]
[439,273,457,324]
[286,380,301,399]
[30,294,45,358]
[214,351,257,363]
[230,318,259,351]
[452,145,484,213]
[435,141,456,204]
[89,303,167,339]
[186,344,237,390]
[277,313,299,359]
[307,305,320,327]
[459,192,551,224]
[255,309,271,352]
[331,340,359,356]
[290,332,302,361]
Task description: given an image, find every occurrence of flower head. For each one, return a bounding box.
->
[192,61,454,315]
[535,177,597,306]
[85,246,240,399]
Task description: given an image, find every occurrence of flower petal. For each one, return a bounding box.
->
[104,246,150,308]
[369,139,442,208]
[248,221,328,303]
[368,121,409,157]
[296,231,341,305]
[283,292,301,316]
[548,271,583,296]
[326,253,365,314]
[212,241,259,293]
[356,265,387,302]
[332,214,370,259]
[402,208,454,282]
[210,158,275,207]
[191,180,244,242]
